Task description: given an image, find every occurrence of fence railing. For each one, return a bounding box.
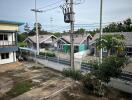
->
[0,41,16,47]
[37,55,71,66]
[22,52,132,82]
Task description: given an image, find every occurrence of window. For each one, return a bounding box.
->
[1,53,9,59]
[103,48,107,52]
[0,35,3,40]
[4,35,8,40]
[0,34,8,40]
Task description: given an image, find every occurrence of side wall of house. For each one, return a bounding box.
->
[0,52,16,64]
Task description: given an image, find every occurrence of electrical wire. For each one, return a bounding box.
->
[41,6,60,12]
[38,0,63,10]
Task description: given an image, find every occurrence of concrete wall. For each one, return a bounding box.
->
[34,58,70,71]
[0,23,18,31]
[0,52,16,64]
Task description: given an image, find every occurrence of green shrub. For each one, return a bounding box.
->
[91,56,128,83]
[82,73,105,97]
[63,68,83,81]
[39,52,55,57]
[6,81,33,97]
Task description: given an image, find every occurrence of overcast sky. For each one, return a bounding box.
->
[0,0,132,32]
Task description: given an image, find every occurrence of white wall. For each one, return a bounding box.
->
[0,33,15,45]
[0,52,16,64]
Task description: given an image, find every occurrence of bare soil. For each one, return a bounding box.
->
[0,61,132,100]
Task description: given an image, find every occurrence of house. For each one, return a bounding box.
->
[89,32,132,57]
[54,34,92,53]
[0,20,24,64]
[24,35,58,52]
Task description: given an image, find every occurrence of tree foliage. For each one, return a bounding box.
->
[18,32,28,42]
[96,34,125,56]
[53,32,61,37]
[103,18,132,32]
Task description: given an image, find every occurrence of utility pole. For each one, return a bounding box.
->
[70,0,75,70]
[31,0,42,55]
[61,0,75,70]
[100,0,103,63]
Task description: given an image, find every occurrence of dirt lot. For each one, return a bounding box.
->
[0,62,73,100]
[0,61,132,100]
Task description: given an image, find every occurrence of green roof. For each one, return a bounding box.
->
[0,20,24,26]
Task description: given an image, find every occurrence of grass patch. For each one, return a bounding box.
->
[6,80,34,97]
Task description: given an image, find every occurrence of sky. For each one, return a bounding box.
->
[0,0,132,32]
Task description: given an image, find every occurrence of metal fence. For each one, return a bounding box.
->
[37,55,132,82]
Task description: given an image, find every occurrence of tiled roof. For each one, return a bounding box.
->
[26,35,57,43]
[61,34,92,44]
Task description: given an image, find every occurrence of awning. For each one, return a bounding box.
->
[19,47,37,53]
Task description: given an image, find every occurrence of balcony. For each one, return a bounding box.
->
[0,41,16,48]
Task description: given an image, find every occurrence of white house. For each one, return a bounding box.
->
[0,20,23,64]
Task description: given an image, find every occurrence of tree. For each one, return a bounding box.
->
[123,18,132,32]
[96,34,125,56]
[18,33,28,42]
[24,23,30,33]
[53,32,61,37]
[103,18,132,32]
[75,28,85,35]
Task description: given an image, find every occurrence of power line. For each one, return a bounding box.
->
[42,6,60,12]
[38,0,63,9]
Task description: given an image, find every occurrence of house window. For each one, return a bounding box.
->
[59,44,63,50]
[1,53,9,59]
[103,48,107,52]
[0,34,8,40]
[0,35,3,40]
[126,47,132,55]
[4,35,8,40]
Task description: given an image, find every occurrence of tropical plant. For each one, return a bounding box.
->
[96,34,125,56]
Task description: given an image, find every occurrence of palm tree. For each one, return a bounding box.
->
[96,34,125,56]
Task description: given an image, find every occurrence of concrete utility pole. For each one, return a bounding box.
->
[100,0,103,63]
[70,0,75,69]
[61,0,75,70]
[31,0,42,55]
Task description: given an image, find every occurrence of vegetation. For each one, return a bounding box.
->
[18,33,28,42]
[39,52,56,57]
[96,34,125,56]
[91,56,127,83]
[18,42,27,47]
[6,81,34,97]
[53,32,61,37]
[63,55,127,97]
[82,73,105,96]
[63,68,83,81]
[103,18,132,32]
